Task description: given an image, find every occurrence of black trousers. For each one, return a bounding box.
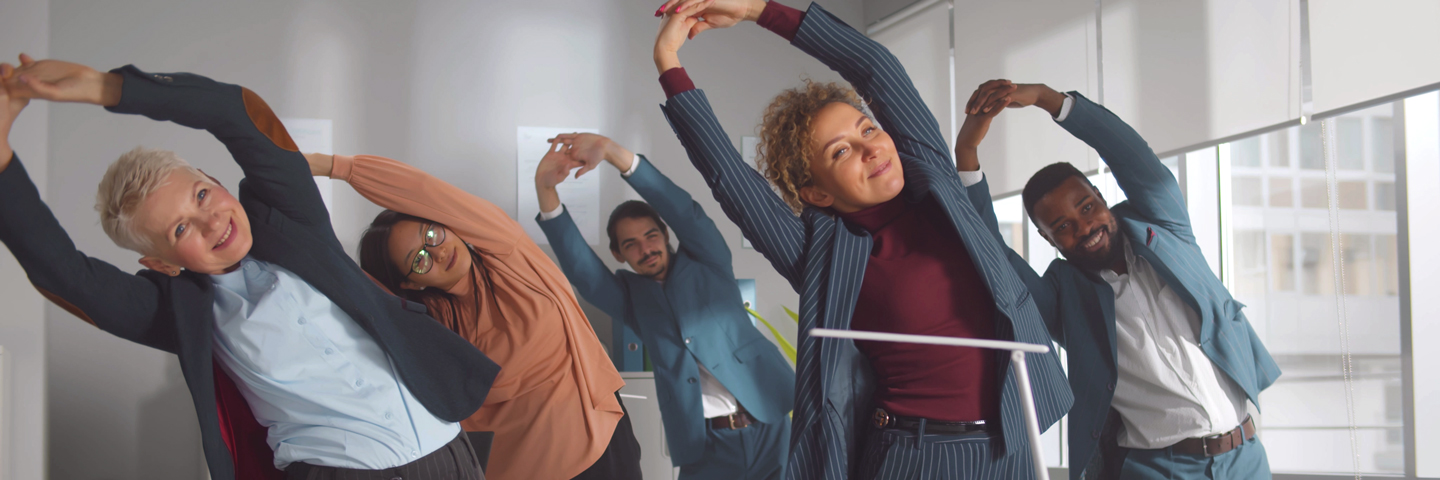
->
[571,393,644,480]
[283,432,483,480]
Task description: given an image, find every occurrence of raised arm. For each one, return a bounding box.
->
[551,133,734,271]
[324,154,523,256]
[0,156,177,351]
[953,89,1063,344]
[1054,92,1192,240]
[9,56,328,227]
[529,142,635,326]
[0,60,175,351]
[652,8,808,290]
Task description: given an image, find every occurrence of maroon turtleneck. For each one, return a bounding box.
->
[840,196,999,423]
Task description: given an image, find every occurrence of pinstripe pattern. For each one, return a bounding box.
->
[1007,93,1282,479]
[857,430,1035,480]
[283,433,482,479]
[659,4,1071,480]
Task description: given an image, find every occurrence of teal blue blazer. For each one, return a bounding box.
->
[537,156,795,467]
[991,93,1283,479]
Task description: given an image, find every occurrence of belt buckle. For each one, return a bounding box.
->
[873,409,891,429]
[1201,437,1210,457]
[727,413,739,430]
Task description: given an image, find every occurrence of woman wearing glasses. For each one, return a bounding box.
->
[302,152,642,480]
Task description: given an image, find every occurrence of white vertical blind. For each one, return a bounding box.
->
[1311,0,1440,113]
[871,1,954,154]
[1404,91,1440,478]
[1101,0,1297,156]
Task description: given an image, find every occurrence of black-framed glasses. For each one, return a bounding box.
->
[406,222,447,277]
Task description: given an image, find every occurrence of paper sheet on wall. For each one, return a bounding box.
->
[517,127,601,245]
[281,118,335,213]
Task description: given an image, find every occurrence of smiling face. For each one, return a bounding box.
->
[610,216,671,280]
[386,220,474,292]
[132,170,252,275]
[799,102,904,213]
[1033,176,1125,272]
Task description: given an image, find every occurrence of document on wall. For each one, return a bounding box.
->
[281,118,335,213]
[517,126,601,245]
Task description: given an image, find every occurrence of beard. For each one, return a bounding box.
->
[1061,222,1127,273]
[636,250,667,276]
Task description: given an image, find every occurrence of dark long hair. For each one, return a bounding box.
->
[359,209,494,332]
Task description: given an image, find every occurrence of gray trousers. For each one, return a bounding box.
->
[283,433,483,480]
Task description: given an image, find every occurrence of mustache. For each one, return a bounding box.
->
[639,251,663,264]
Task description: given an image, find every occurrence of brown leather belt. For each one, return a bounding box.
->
[872,408,993,435]
[1169,415,1256,457]
[709,408,755,430]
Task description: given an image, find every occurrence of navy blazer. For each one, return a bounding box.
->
[658,5,1072,479]
[997,93,1282,479]
[0,66,500,480]
[537,156,795,466]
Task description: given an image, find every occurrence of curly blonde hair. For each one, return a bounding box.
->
[757,80,868,213]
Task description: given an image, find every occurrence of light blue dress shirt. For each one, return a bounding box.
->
[210,257,460,470]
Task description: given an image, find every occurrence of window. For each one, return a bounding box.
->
[1232,177,1263,206]
[1232,136,1262,167]
[1338,117,1365,170]
[1222,102,1404,474]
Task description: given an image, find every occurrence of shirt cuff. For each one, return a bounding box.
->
[540,204,565,221]
[620,154,641,178]
[329,154,356,182]
[757,1,804,41]
[1053,93,1075,122]
[957,170,984,187]
[659,67,697,98]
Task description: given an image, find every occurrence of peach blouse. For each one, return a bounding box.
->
[332,155,625,480]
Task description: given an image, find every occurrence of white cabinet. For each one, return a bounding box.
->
[618,372,681,480]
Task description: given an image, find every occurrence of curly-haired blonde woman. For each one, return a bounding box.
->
[652,1,1072,479]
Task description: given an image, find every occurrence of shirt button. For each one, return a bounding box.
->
[297,318,307,325]
[384,412,392,420]
[411,451,419,457]
[355,379,365,387]
[688,377,697,384]
[324,348,334,355]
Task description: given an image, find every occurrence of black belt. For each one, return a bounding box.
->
[872,408,993,435]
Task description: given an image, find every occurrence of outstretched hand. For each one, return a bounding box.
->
[0,61,31,166]
[534,142,584,191]
[654,0,766,39]
[654,0,710,74]
[1,54,120,106]
[548,132,635,177]
[957,80,1013,150]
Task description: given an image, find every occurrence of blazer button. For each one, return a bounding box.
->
[1108,382,1116,391]
[684,337,692,344]
[688,377,697,384]
[1092,430,1101,439]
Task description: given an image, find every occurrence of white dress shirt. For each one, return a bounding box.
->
[211,257,460,470]
[542,154,744,418]
[1101,241,1248,449]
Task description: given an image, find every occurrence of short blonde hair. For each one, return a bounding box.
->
[95,147,206,254]
[758,80,868,213]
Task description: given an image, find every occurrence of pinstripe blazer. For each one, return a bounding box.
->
[999,93,1282,479]
[658,5,1072,479]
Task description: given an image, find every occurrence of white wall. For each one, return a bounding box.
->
[40,1,859,478]
[0,1,48,479]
